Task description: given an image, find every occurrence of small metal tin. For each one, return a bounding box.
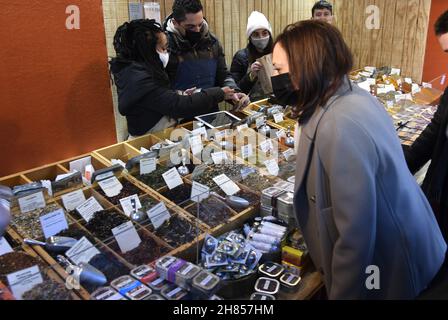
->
[250,292,276,301]
[258,262,285,278]
[280,273,302,293]
[146,294,165,300]
[261,187,284,207]
[277,192,296,227]
[148,277,171,293]
[161,284,189,301]
[110,276,152,300]
[155,256,178,280]
[91,286,126,300]
[192,271,221,297]
[175,262,202,290]
[130,265,158,284]
[260,204,274,217]
[254,277,280,295]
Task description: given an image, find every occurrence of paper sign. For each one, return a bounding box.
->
[98,176,123,198]
[112,221,142,253]
[143,2,161,23]
[0,237,13,256]
[384,84,396,92]
[69,156,91,175]
[404,78,412,84]
[213,174,240,196]
[18,191,46,214]
[119,194,142,217]
[162,168,184,190]
[129,2,144,20]
[140,147,151,154]
[256,116,265,129]
[111,159,126,169]
[264,159,280,176]
[211,151,228,164]
[7,266,43,300]
[273,113,284,124]
[189,135,203,155]
[76,197,104,222]
[191,181,210,203]
[390,68,401,76]
[276,129,286,139]
[39,208,69,239]
[61,189,86,212]
[214,130,227,141]
[241,145,253,159]
[364,66,376,73]
[147,202,171,229]
[259,140,274,153]
[41,180,53,197]
[283,149,295,161]
[66,237,100,265]
[140,158,156,175]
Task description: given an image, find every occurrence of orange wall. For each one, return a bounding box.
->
[0,1,116,177]
[422,0,448,84]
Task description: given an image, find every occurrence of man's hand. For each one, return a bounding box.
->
[232,93,251,111]
[184,87,198,96]
[221,87,236,100]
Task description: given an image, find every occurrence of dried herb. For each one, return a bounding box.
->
[193,164,248,188]
[161,184,192,206]
[147,215,200,248]
[108,231,170,266]
[134,167,168,190]
[186,197,234,228]
[96,180,143,205]
[240,173,278,192]
[277,161,296,180]
[83,209,130,241]
[0,252,46,284]
[22,280,73,300]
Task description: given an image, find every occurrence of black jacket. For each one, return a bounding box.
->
[231,48,254,94]
[109,59,224,136]
[404,88,448,238]
[164,17,238,91]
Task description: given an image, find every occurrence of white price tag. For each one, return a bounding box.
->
[7,266,43,300]
[75,197,104,222]
[264,159,280,176]
[283,148,295,161]
[211,151,228,164]
[191,181,210,203]
[214,130,227,141]
[61,189,86,212]
[273,113,284,124]
[18,191,46,214]
[237,124,249,132]
[404,78,412,84]
[189,135,203,155]
[0,237,13,256]
[119,194,142,217]
[259,140,274,153]
[111,159,126,169]
[364,66,376,73]
[213,174,240,196]
[192,126,208,139]
[140,158,156,175]
[69,156,91,175]
[256,117,265,129]
[39,208,69,239]
[140,147,151,154]
[390,68,401,76]
[276,129,286,139]
[162,168,184,190]
[98,176,123,198]
[66,237,100,265]
[241,144,253,159]
[112,221,142,253]
[147,202,171,229]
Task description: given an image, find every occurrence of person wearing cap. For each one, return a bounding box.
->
[311,1,334,24]
[231,11,274,101]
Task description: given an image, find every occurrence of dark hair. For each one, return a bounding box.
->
[312,1,333,16]
[173,0,203,22]
[275,20,353,124]
[113,19,166,76]
[247,36,274,64]
[435,10,448,36]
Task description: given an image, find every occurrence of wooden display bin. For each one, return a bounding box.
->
[93,142,141,167]
[126,134,162,152]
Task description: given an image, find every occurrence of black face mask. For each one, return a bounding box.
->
[185,30,202,45]
[271,73,298,106]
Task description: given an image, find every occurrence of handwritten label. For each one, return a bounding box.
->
[147,202,171,229]
[75,197,104,222]
[18,192,46,214]
[98,176,123,198]
[191,181,210,203]
[162,168,184,190]
[140,158,156,175]
[7,266,43,300]
[112,221,142,253]
[61,189,86,212]
[213,174,240,196]
[66,237,100,265]
[119,194,142,217]
[39,208,69,239]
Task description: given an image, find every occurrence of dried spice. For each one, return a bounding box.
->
[193,164,248,188]
[83,209,130,241]
[186,197,234,228]
[231,190,260,207]
[147,215,200,248]
[22,280,73,300]
[84,252,130,293]
[134,167,168,190]
[240,173,278,192]
[140,197,155,212]
[46,225,97,260]
[96,180,143,205]
[277,161,296,181]
[161,184,192,206]
[108,231,170,266]
[0,252,46,284]
[10,203,65,240]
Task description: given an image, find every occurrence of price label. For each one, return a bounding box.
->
[255,116,265,129]
[241,144,253,159]
[39,208,69,239]
[7,266,43,300]
[0,237,13,256]
[390,68,401,76]
[140,158,156,175]
[147,202,171,229]
[112,221,142,253]
[61,189,86,212]
[162,168,184,190]
[189,135,203,155]
[119,194,142,217]
[276,129,286,139]
[190,181,210,203]
[75,197,104,222]
[111,159,126,169]
[259,140,274,153]
[18,192,46,214]
[273,113,284,124]
[237,124,249,132]
[98,176,123,198]
[211,151,228,164]
[213,174,240,196]
[283,148,295,161]
[192,126,208,139]
[264,159,280,176]
[66,237,100,265]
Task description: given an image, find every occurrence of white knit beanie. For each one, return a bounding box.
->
[246,11,272,39]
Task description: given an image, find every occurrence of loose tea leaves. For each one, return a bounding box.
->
[240,173,278,192]
[83,210,130,241]
[147,215,200,248]
[96,180,143,205]
[0,252,46,285]
[193,164,248,189]
[22,280,73,300]
[161,184,192,206]
[187,197,235,228]
[135,167,169,190]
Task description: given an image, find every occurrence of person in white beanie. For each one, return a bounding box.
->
[231,11,273,101]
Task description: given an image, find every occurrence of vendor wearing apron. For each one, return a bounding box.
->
[164,0,248,118]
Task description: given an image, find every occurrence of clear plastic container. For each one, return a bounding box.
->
[175,262,202,290]
[254,277,280,295]
[91,286,126,300]
[258,262,285,278]
[280,273,301,293]
[110,276,152,300]
[130,265,158,284]
[192,270,221,297]
[250,292,276,301]
[161,284,189,301]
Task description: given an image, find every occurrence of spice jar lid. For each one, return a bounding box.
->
[280,273,301,287]
[161,284,188,300]
[258,262,285,278]
[254,277,280,295]
[250,292,276,301]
